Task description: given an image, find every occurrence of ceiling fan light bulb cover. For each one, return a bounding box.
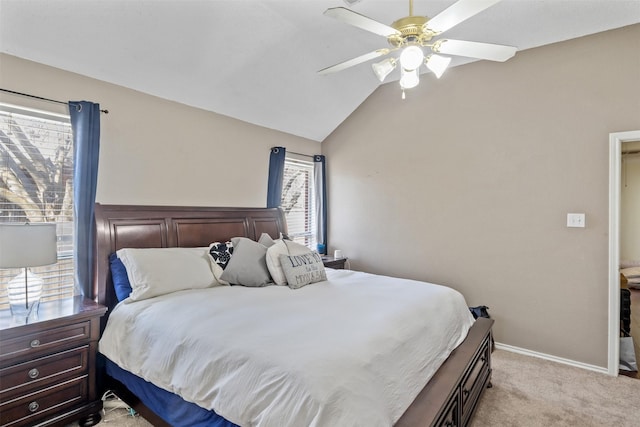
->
[372,58,397,82]
[400,68,420,89]
[399,46,424,71]
[426,54,451,78]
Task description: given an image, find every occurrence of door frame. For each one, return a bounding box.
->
[608,130,640,375]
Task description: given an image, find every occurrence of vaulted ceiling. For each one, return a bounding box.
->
[1,0,639,142]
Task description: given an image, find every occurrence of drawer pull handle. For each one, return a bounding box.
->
[463,388,470,397]
[445,422,454,427]
[28,368,40,379]
[30,339,40,348]
[28,401,40,412]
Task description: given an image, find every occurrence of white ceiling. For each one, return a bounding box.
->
[1,0,639,142]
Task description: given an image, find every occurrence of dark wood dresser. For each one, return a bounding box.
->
[0,297,107,427]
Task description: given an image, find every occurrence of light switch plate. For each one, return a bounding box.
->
[567,213,586,228]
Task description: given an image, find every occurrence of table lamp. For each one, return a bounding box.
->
[0,223,57,323]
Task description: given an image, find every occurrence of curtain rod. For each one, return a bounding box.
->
[0,88,109,114]
[271,147,314,158]
[288,150,314,158]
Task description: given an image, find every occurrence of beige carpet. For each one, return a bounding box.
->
[471,349,640,427]
[74,349,640,426]
[93,408,151,426]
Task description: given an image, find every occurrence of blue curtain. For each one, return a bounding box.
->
[267,147,286,208]
[69,101,101,299]
[314,155,327,254]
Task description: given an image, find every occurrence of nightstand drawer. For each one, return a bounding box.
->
[0,345,88,400]
[0,375,88,427]
[0,321,91,364]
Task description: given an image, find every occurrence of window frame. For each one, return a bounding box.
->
[281,155,317,250]
[0,102,75,308]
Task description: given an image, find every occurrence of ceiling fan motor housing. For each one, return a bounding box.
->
[388,15,435,48]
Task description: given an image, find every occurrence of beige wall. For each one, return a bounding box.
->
[323,24,640,368]
[0,54,320,207]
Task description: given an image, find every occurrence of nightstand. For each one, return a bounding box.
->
[0,296,107,427]
[322,256,347,269]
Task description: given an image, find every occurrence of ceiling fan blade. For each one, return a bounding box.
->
[426,0,502,34]
[324,7,401,37]
[318,49,391,75]
[435,39,516,62]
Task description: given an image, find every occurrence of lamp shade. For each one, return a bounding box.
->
[399,46,424,71]
[399,68,420,90]
[0,223,57,268]
[426,54,452,79]
[372,58,397,82]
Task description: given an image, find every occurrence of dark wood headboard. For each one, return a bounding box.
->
[94,203,287,313]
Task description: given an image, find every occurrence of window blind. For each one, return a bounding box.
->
[281,157,317,249]
[0,103,75,308]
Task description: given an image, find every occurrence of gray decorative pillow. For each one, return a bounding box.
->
[220,237,272,287]
[279,251,327,289]
[257,232,276,248]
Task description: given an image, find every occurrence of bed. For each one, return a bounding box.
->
[94,203,494,427]
[620,261,640,290]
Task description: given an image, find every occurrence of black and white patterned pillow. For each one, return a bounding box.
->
[209,241,234,269]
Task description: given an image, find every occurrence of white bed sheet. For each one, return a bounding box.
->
[99,269,474,427]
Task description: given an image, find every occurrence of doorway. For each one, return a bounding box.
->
[608,130,640,376]
[620,140,640,378]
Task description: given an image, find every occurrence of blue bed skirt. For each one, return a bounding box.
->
[105,358,239,427]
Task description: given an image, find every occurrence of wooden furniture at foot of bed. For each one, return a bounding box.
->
[396,317,493,427]
[94,203,493,427]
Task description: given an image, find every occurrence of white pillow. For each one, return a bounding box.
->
[266,240,289,285]
[266,240,313,286]
[117,247,217,301]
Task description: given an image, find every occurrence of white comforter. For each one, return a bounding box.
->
[99,269,474,427]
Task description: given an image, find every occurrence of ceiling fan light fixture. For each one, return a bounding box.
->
[399,45,424,71]
[426,54,451,78]
[320,0,518,100]
[372,58,397,82]
[399,67,420,90]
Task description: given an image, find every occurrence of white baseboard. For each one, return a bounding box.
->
[495,342,610,375]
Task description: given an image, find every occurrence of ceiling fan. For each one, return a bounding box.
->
[318,0,517,97]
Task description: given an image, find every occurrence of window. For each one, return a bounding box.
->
[0,103,75,309]
[281,156,317,249]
